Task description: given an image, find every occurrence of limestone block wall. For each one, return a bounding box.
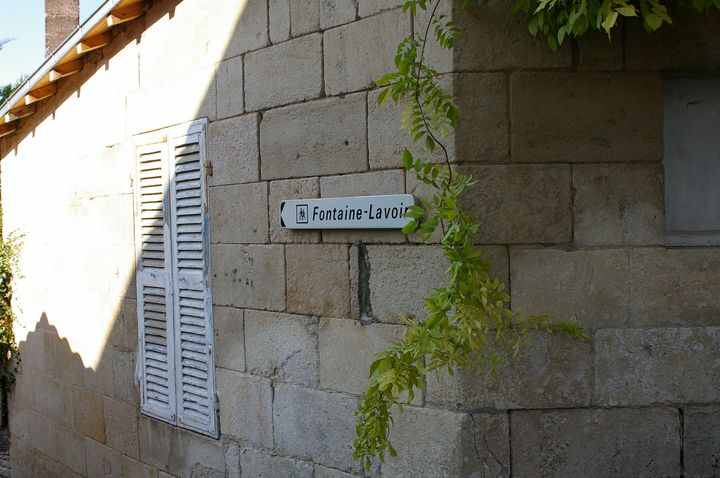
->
[0,0,719,477]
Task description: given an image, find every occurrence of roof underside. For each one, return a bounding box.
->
[0,0,147,139]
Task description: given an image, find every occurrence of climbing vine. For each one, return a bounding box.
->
[0,211,21,426]
[352,0,590,469]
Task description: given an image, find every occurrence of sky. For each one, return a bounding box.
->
[0,0,105,85]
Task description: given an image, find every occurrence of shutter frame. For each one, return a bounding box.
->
[168,120,219,438]
[134,140,178,424]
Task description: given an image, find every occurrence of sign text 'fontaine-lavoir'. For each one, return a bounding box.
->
[280,194,415,229]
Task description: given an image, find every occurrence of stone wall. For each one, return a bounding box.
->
[1,0,719,477]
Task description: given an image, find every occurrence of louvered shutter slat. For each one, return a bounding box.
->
[135,142,177,424]
[169,126,218,438]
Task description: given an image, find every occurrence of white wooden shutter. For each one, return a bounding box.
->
[135,141,177,423]
[168,122,218,437]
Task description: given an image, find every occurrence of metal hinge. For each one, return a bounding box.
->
[204,160,213,177]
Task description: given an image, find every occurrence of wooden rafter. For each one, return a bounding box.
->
[0,123,16,139]
[76,32,111,55]
[49,59,83,82]
[25,84,57,106]
[4,105,35,123]
[107,3,144,27]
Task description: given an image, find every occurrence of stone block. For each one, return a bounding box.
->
[72,388,106,443]
[217,369,274,448]
[363,245,507,323]
[426,332,592,410]
[209,0,268,60]
[245,309,319,386]
[511,73,663,163]
[320,170,406,243]
[171,429,226,478]
[626,9,720,71]
[291,0,320,36]
[512,408,681,478]
[455,1,572,70]
[319,319,405,395]
[212,244,285,311]
[321,0,357,29]
[683,406,720,478]
[269,0,290,43]
[434,164,572,244]
[104,396,139,459]
[574,163,664,246]
[216,56,244,120]
[260,93,367,180]
[315,465,360,478]
[577,31,624,71]
[208,114,260,186]
[324,9,411,95]
[210,182,268,244]
[44,379,73,428]
[273,384,358,472]
[286,244,350,317]
[54,426,87,476]
[595,327,720,406]
[269,177,321,243]
[384,407,507,478]
[630,248,720,327]
[85,437,157,477]
[139,415,177,471]
[239,448,314,478]
[510,248,630,329]
[213,306,245,372]
[245,34,323,111]
[358,0,402,17]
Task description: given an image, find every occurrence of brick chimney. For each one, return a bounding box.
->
[45,0,79,56]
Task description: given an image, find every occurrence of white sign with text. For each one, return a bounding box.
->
[280,194,415,229]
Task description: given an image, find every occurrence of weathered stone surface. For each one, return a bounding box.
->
[72,388,105,443]
[595,327,720,406]
[104,396,139,459]
[427,332,593,410]
[291,0,320,36]
[269,0,290,43]
[364,245,507,323]
[438,164,572,244]
[273,384,358,472]
[321,0,357,29]
[217,369,274,448]
[239,448,314,478]
[511,248,630,329]
[358,0,402,17]
[630,248,720,327]
[384,407,503,478]
[210,182,268,244]
[511,73,663,163]
[138,415,176,471]
[245,34,323,111]
[626,9,720,71]
[54,426,87,475]
[469,413,512,478]
[172,429,226,477]
[212,244,285,311]
[315,464,360,478]
[324,9,411,95]
[574,163,664,246]
[577,31,624,71]
[269,177,321,243]
[209,0,268,59]
[683,406,720,478]
[320,170,406,243]
[512,408,681,478]
[319,319,405,394]
[286,244,349,317]
[216,55,244,120]
[208,114,260,186]
[455,1,572,70]
[44,379,73,428]
[213,306,245,372]
[245,309,319,386]
[260,94,367,180]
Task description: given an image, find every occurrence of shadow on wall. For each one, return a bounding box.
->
[1,0,258,476]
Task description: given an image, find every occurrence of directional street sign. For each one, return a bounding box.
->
[280,194,415,230]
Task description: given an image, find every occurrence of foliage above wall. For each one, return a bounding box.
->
[513,0,720,49]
